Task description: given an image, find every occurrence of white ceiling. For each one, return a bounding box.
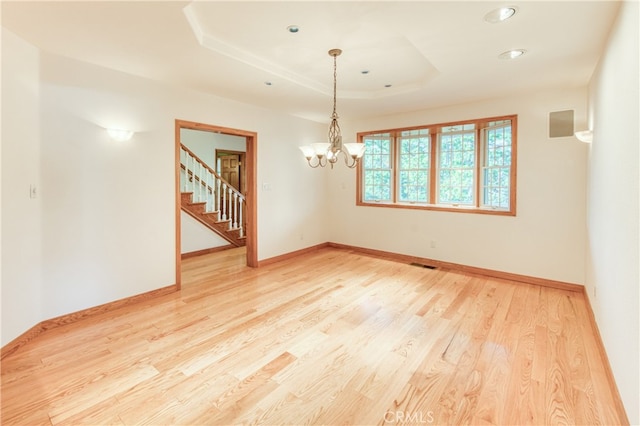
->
[1,1,621,124]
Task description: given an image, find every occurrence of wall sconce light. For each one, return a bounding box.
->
[107,128,134,142]
[574,130,593,143]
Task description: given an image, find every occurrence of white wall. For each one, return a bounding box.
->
[180,128,246,171]
[1,29,43,345]
[1,31,328,345]
[585,1,639,423]
[330,88,589,285]
[180,211,229,254]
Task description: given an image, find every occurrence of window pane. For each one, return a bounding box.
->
[437,125,475,205]
[398,130,430,203]
[362,133,393,202]
[482,121,512,209]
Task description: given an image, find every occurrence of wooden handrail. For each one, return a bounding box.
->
[180,143,244,201]
[180,164,215,195]
[181,143,247,234]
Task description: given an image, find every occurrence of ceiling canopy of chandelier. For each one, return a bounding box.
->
[299,49,366,169]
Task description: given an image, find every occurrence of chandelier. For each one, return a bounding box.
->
[299,49,366,168]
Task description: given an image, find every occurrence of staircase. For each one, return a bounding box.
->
[180,144,246,247]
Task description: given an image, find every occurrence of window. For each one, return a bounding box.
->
[358,115,517,215]
[482,120,513,210]
[398,129,430,203]
[362,133,392,202]
[438,124,476,205]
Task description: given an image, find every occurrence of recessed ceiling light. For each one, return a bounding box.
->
[361,70,370,75]
[498,49,526,60]
[286,25,300,33]
[264,81,273,86]
[384,84,392,88]
[484,6,518,23]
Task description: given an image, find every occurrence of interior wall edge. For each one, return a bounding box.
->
[0,284,178,361]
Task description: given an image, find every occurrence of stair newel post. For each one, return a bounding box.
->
[238,197,244,238]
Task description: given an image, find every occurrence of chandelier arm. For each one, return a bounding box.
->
[343,153,358,168]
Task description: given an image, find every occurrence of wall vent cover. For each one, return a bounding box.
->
[549,110,575,138]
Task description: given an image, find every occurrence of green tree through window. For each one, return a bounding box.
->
[363,133,392,202]
[398,129,430,203]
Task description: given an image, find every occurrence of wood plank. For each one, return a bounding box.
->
[0,247,628,425]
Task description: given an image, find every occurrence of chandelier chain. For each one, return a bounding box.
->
[332,53,338,118]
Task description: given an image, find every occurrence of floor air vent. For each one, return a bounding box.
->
[409,262,437,270]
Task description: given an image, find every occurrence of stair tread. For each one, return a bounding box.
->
[180,201,246,247]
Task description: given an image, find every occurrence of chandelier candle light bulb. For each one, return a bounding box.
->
[299,49,365,168]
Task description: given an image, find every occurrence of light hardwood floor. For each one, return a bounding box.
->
[1,247,626,425]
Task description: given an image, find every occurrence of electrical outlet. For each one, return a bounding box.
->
[30,184,37,199]
[430,240,437,248]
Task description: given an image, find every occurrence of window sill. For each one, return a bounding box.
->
[357,200,515,216]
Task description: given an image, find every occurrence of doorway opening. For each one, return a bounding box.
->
[175,120,257,289]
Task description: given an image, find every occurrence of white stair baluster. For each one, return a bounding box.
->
[215,177,220,213]
[200,162,205,202]
[201,165,206,207]
[232,191,238,229]
[195,160,199,201]
[185,150,190,193]
[195,161,199,202]
[221,183,227,220]
[228,187,234,230]
[190,154,195,194]
[185,151,190,192]
[196,162,200,202]
[206,170,211,212]
[187,153,191,193]
[181,148,187,192]
[238,197,244,238]
[210,171,214,213]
